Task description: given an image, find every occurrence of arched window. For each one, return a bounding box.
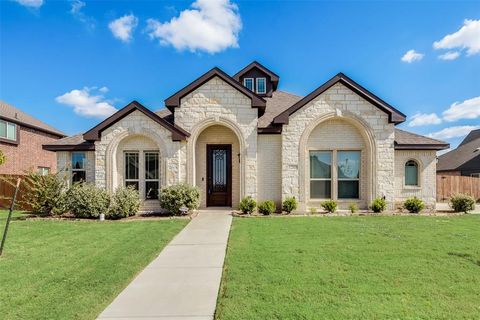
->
[405,160,419,186]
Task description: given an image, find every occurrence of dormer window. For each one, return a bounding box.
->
[243,78,254,91]
[256,78,266,94]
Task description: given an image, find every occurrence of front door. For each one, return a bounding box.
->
[207,144,232,207]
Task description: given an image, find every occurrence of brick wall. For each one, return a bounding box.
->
[257,134,282,207]
[0,126,60,175]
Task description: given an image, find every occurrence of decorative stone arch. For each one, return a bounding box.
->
[104,127,171,192]
[186,116,247,202]
[298,110,378,206]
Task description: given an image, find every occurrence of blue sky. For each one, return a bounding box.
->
[1,0,479,150]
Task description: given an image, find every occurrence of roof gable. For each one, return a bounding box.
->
[273,73,406,125]
[459,129,480,146]
[438,137,480,171]
[83,101,189,141]
[164,67,266,115]
[233,61,280,90]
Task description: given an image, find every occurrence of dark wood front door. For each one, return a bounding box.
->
[207,144,232,207]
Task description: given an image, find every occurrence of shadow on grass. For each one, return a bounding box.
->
[448,252,480,267]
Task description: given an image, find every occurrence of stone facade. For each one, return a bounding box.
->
[394,150,437,209]
[281,83,395,210]
[51,71,442,212]
[175,76,258,204]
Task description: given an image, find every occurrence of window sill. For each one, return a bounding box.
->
[0,137,19,145]
[403,185,421,190]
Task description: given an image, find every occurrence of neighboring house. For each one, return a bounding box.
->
[437,129,480,177]
[0,101,65,175]
[44,61,449,211]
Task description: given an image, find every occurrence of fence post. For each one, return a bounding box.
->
[0,178,21,256]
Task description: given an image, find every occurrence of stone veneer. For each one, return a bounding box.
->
[175,76,258,203]
[281,82,395,210]
[394,150,437,209]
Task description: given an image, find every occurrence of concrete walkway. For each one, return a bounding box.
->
[98,210,232,320]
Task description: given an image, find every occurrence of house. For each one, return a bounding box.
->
[0,101,65,175]
[437,129,480,177]
[44,61,449,211]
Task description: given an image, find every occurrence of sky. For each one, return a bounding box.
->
[1,0,479,150]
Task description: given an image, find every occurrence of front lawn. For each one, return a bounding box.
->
[216,215,480,319]
[0,210,188,319]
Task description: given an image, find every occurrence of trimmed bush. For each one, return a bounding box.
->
[321,200,337,213]
[107,186,142,219]
[66,183,110,219]
[159,183,200,215]
[348,203,358,214]
[258,200,276,215]
[404,197,425,213]
[21,171,67,215]
[370,197,387,213]
[449,194,475,213]
[239,196,256,214]
[282,196,298,214]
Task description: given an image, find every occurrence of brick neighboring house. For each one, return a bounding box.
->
[45,61,450,211]
[437,129,480,177]
[0,101,65,175]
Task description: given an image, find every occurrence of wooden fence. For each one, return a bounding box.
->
[0,175,29,210]
[437,175,480,202]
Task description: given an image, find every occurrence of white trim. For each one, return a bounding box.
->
[256,77,266,94]
[243,78,254,91]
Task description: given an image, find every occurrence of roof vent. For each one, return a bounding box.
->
[14,112,18,119]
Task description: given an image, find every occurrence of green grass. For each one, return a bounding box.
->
[216,215,480,319]
[0,210,188,320]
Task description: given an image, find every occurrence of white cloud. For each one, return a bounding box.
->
[146,0,242,54]
[14,0,43,8]
[443,96,480,122]
[428,125,480,140]
[70,0,95,29]
[401,49,424,63]
[433,19,480,56]
[438,51,460,60]
[56,87,117,119]
[408,113,442,127]
[109,14,138,43]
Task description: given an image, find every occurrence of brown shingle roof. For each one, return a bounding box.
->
[437,133,480,171]
[0,100,65,137]
[394,128,449,150]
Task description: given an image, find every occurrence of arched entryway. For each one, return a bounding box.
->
[194,124,241,208]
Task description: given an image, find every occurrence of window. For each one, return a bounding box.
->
[405,160,419,186]
[243,78,254,91]
[71,152,86,183]
[0,120,17,141]
[38,167,50,176]
[310,151,332,199]
[337,151,360,199]
[145,152,159,199]
[125,152,139,190]
[256,78,266,94]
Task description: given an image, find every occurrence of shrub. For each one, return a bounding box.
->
[66,183,110,218]
[0,150,5,166]
[309,207,317,215]
[159,183,200,215]
[21,171,68,215]
[239,196,256,214]
[107,186,142,219]
[370,197,387,213]
[449,194,476,213]
[258,200,276,215]
[282,196,298,214]
[321,200,337,213]
[348,203,358,214]
[404,197,425,213]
